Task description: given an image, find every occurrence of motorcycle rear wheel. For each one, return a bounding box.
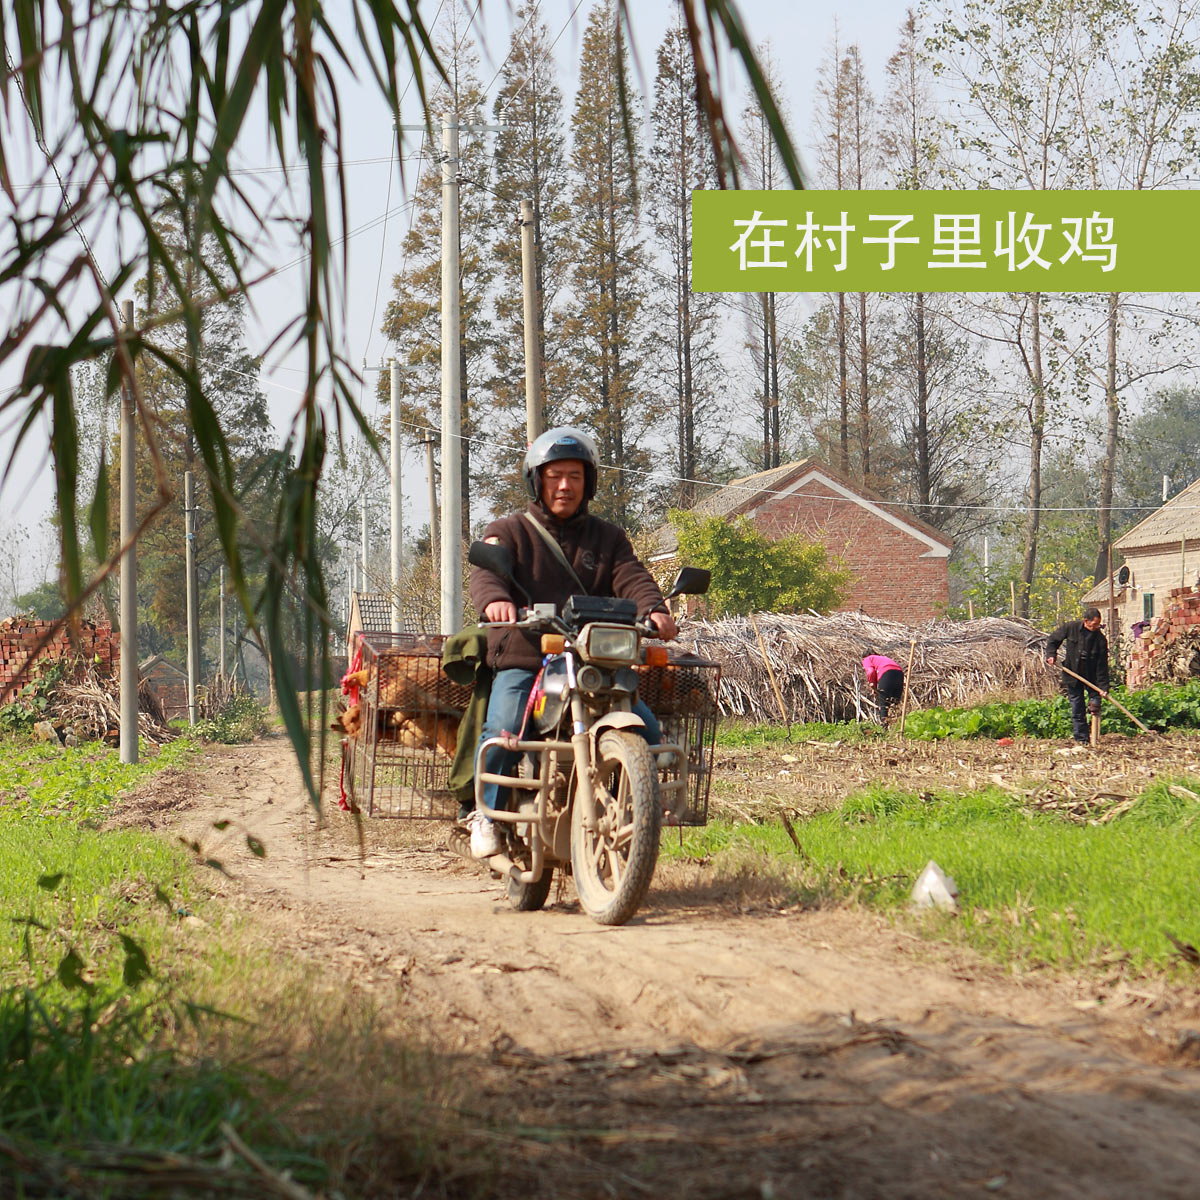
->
[571,729,662,925]
[506,868,554,911]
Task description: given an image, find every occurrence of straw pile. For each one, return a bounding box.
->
[674,611,1052,724]
[47,668,175,746]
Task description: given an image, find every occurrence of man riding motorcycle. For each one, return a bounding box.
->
[466,426,678,857]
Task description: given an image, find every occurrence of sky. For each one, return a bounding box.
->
[0,0,916,593]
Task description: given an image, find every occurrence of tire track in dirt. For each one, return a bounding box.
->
[113,734,1200,1199]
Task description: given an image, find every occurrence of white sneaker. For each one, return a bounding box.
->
[468,812,502,858]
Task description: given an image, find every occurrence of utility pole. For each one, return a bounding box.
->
[360,492,369,593]
[440,118,463,634]
[422,434,440,558]
[184,470,199,725]
[119,299,138,764]
[218,564,226,679]
[520,198,543,445]
[390,359,403,633]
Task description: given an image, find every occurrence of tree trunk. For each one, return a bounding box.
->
[1094,291,1119,585]
[761,293,771,469]
[837,291,849,473]
[768,291,780,469]
[680,265,696,505]
[1019,293,1046,619]
[857,290,869,482]
[915,291,930,508]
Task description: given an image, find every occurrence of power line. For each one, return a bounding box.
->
[232,362,1185,518]
[5,50,110,294]
[482,4,540,97]
[495,0,587,121]
[361,127,399,375]
[7,153,428,193]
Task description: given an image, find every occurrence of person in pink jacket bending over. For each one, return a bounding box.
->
[862,652,904,724]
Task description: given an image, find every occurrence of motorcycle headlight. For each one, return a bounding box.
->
[578,624,640,664]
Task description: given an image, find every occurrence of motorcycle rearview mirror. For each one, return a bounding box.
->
[468,540,514,577]
[665,566,711,599]
[468,539,532,607]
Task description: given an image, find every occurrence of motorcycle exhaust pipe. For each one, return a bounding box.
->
[482,850,538,885]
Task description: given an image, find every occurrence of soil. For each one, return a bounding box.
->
[110,731,1200,1200]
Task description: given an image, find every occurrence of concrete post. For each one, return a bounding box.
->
[119,299,138,763]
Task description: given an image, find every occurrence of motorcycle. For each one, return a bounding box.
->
[464,539,711,926]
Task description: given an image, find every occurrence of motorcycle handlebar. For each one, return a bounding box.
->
[480,613,667,638]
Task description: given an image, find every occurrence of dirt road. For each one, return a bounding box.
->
[120,734,1200,1199]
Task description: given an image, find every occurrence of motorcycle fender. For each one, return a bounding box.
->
[588,711,645,755]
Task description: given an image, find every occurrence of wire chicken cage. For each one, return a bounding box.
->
[339,633,720,825]
[341,633,469,819]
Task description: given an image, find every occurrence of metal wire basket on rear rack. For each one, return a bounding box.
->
[338,635,719,826]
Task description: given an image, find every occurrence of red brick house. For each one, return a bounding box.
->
[650,458,953,621]
[139,655,189,722]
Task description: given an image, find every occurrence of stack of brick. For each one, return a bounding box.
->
[1125,586,1200,689]
[0,618,119,704]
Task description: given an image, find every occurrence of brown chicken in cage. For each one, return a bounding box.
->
[332,664,461,758]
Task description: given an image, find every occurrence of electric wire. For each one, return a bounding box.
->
[494,0,588,121]
[4,50,110,295]
[209,359,1185,518]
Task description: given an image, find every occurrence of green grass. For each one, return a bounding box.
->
[0,737,196,823]
[665,780,1200,972]
[904,678,1200,740]
[717,718,883,747]
[0,734,333,1195]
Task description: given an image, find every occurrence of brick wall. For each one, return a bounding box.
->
[142,663,189,722]
[1125,585,1200,689]
[1104,544,1200,646]
[748,478,950,621]
[0,618,118,704]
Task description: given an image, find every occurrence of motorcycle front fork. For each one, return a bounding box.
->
[568,675,599,832]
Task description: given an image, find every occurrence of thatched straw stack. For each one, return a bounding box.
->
[48,669,175,746]
[674,612,1052,724]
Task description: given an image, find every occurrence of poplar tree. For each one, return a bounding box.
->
[882,10,936,508]
[931,0,1089,615]
[737,46,793,472]
[844,44,878,483]
[487,0,570,513]
[1074,0,1200,584]
[813,31,851,475]
[118,199,270,660]
[648,16,724,508]
[563,0,657,527]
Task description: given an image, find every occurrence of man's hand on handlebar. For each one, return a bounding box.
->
[484,600,518,624]
[646,609,679,641]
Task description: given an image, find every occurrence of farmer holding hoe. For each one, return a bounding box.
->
[1045,606,1109,745]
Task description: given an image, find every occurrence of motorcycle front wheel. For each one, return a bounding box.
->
[571,729,662,926]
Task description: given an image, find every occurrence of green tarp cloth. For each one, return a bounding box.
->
[440,626,492,806]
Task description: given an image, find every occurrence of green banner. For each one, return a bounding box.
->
[692,190,1200,292]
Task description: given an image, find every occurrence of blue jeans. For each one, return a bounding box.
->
[477,667,661,812]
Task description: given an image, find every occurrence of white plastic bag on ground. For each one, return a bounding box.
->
[911,859,959,911]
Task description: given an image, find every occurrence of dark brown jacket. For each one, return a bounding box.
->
[469,502,667,672]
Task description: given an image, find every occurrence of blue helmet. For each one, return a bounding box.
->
[522,426,599,501]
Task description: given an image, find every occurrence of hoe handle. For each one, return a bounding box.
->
[1055,663,1154,735]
